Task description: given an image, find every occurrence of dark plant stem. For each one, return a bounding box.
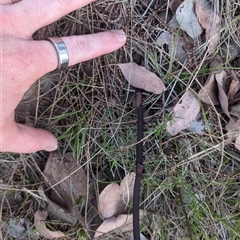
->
[133,88,144,240]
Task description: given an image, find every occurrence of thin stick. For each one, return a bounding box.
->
[133,88,144,240]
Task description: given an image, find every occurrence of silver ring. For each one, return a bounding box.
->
[47,37,69,71]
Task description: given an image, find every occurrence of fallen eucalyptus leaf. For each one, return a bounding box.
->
[225,117,239,140]
[215,71,229,117]
[120,172,135,207]
[225,117,240,150]
[118,63,166,94]
[94,211,144,239]
[43,152,87,225]
[198,74,219,105]
[38,185,77,225]
[125,232,149,240]
[98,183,124,219]
[98,173,135,219]
[230,104,240,118]
[210,54,223,71]
[196,0,221,53]
[198,54,224,105]
[156,31,172,45]
[167,90,200,136]
[34,211,65,239]
[228,72,240,102]
[176,0,203,39]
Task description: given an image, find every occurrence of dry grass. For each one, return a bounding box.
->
[1,0,240,239]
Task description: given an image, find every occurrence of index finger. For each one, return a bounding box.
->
[14,0,95,36]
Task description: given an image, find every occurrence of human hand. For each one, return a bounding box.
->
[0,0,126,153]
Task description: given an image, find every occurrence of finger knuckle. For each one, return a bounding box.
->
[71,36,91,59]
[48,0,71,10]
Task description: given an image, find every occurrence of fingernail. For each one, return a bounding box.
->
[44,144,58,152]
[111,30,127,42]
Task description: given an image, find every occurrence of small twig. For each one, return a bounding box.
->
[133,88,144,240]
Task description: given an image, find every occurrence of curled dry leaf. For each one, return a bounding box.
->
[167,90,200,136]
[34,211,65,239]
[198,54,223,105]
[228,72,240,103]
[118,63,166,94]
[230,104,240,118]
[120,172,135,206]
[225,117,240,150]
[98,173,135,219]
[195,0,221,53]
[38,185,77,225]
[43,152,87,225]
[210,54,223,70]
[176,0,203,39]
[225,117,239,140]
[94,210,144,239]
[215,71,229,117]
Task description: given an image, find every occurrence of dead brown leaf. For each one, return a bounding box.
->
[198,54,223,105]
[225,117,239,140]
[167,90,200,136]
[98,183,124,219]
[34,210,65,239]
[216,71,230,117]
[225,117,240,150]
[230,104,240,118]
[169,0,184,14]
[176,0,203,39]
[38,185,78,225]
[210,54,223,70]
[120,172,135,207]
[43,152,87,225]
[98,173,135,219]
[228,72,240,103]
[94,211,144,239]
[198,74,219,105]
[118,63,166,94]
[195,1,221,53]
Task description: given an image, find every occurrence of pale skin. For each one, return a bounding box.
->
[0,0,126,153]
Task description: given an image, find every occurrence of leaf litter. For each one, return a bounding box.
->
[98,172,135,219]
[34,211,65,239]
[195,0,221,53]
[2,0,240,239]
[176,0,203,39]
[198,54,224,106]
[167,90,200,136]
[94,210,144,239]
[95,173,143,238]
[41,152,87,227]
[118,63,166,94]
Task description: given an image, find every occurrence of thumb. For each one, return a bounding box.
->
[3,123,58,153]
